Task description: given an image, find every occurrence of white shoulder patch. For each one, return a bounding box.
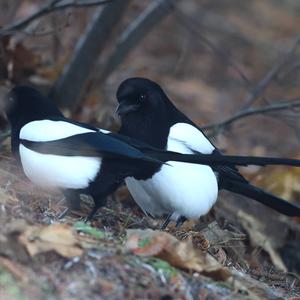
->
[98,128,110,134]
[168,123,215,154]
[20,120,95,142]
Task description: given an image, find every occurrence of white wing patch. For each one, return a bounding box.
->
[168,123,215,154]
[98,128,110,134]
[20,120,95,142]
[20,144,101,189]
[125,122,218,220]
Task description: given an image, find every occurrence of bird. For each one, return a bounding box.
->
[5,85,300,223]
[5,85,261,219]
[5,85,174,219]
[116,77,300,228]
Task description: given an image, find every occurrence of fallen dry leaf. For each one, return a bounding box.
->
[238,211,287,272]
[250,164,300,203]
[19,224,83,258]
[200,221,247,247]
[126,229,231,281]
[200,221,247,267]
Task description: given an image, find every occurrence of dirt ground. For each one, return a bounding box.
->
[0,138,299,300]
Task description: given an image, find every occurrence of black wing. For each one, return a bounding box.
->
[20,132,162,163]
[20,132,300,168]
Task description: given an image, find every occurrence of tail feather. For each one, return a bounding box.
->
[146,150,300,167]
[223,180,300,217]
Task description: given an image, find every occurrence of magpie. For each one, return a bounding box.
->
[116,77,300,228]
[5,85,261,219]
[5,85,300,222]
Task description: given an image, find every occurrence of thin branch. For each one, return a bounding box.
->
[0,0,112,37]
[202,100,300,132]
[241,36,300,109]
[175,10,300,112]
[94,0,177,83]
[0,130,10,145]
[174,9,251,86]
[50,0,130,110]
[276,60,300,82]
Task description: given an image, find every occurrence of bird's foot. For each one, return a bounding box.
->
[82,206,99,223]
[175,216,187,228]
[160,214,172,230]
[57,207,70,219]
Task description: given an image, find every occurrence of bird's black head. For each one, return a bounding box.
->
[116,77,180,148]
[116,77,170,117]
[5,85,63,129]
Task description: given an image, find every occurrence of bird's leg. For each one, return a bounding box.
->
[86,175,123,222]
[83,193,108,222]
[64,190,81,211]
[160,214,172,230]
[58,190,81,219]
[85,205,100,222]
[175,216,187,228]
[57,207,70,219]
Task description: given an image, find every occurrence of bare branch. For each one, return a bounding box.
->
[50,0,130,110]
[241,36,300,109]
[174,10,300,112]
[174,9,251,86]
[0,0,112,37]
[0,130,10,146]
[94,0,178,83]
[202,100,300,133]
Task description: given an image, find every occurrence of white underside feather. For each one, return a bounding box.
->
[125,122,218,220]
[19,120,101,190]
[20,145,101,189]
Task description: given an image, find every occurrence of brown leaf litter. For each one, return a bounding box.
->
[19,223,83,258]
[126,228,231,281]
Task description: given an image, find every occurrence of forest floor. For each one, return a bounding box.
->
[0,139,299,300]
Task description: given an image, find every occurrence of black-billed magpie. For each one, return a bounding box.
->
[5,85,260,219]
[116,77,300,228]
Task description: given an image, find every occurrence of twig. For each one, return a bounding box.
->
[175,10,300,113]
[50,0,130,110]
[202,100,300,132]
[198,36,300,135]
[0,0,112,37]
[0,257,28,282]
[174,9,251,86]
[0,130,10,144]
[94,0,177,83]
[241,36,300,109]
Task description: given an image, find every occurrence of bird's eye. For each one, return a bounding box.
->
[139,94,146,101]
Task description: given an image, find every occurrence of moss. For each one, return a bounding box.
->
[74,222,106,239]
[0,267,27,300]
[146,258,178,277]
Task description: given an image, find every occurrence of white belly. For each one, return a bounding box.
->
[125,125,218,220]
[126,162,218,219]
[20,144,101,190]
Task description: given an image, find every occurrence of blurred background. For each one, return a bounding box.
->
[1,0,300,154]
[0,0,300,291]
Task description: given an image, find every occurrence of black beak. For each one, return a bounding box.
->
[116,101,139,116]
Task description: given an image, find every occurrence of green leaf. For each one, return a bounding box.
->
[146,258,178,277]
[73,222,106,239]
[138,237,151,248]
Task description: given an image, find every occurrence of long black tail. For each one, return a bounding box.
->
[222,180,300,216]
[146,149,300,167]
[26,133,300,168]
